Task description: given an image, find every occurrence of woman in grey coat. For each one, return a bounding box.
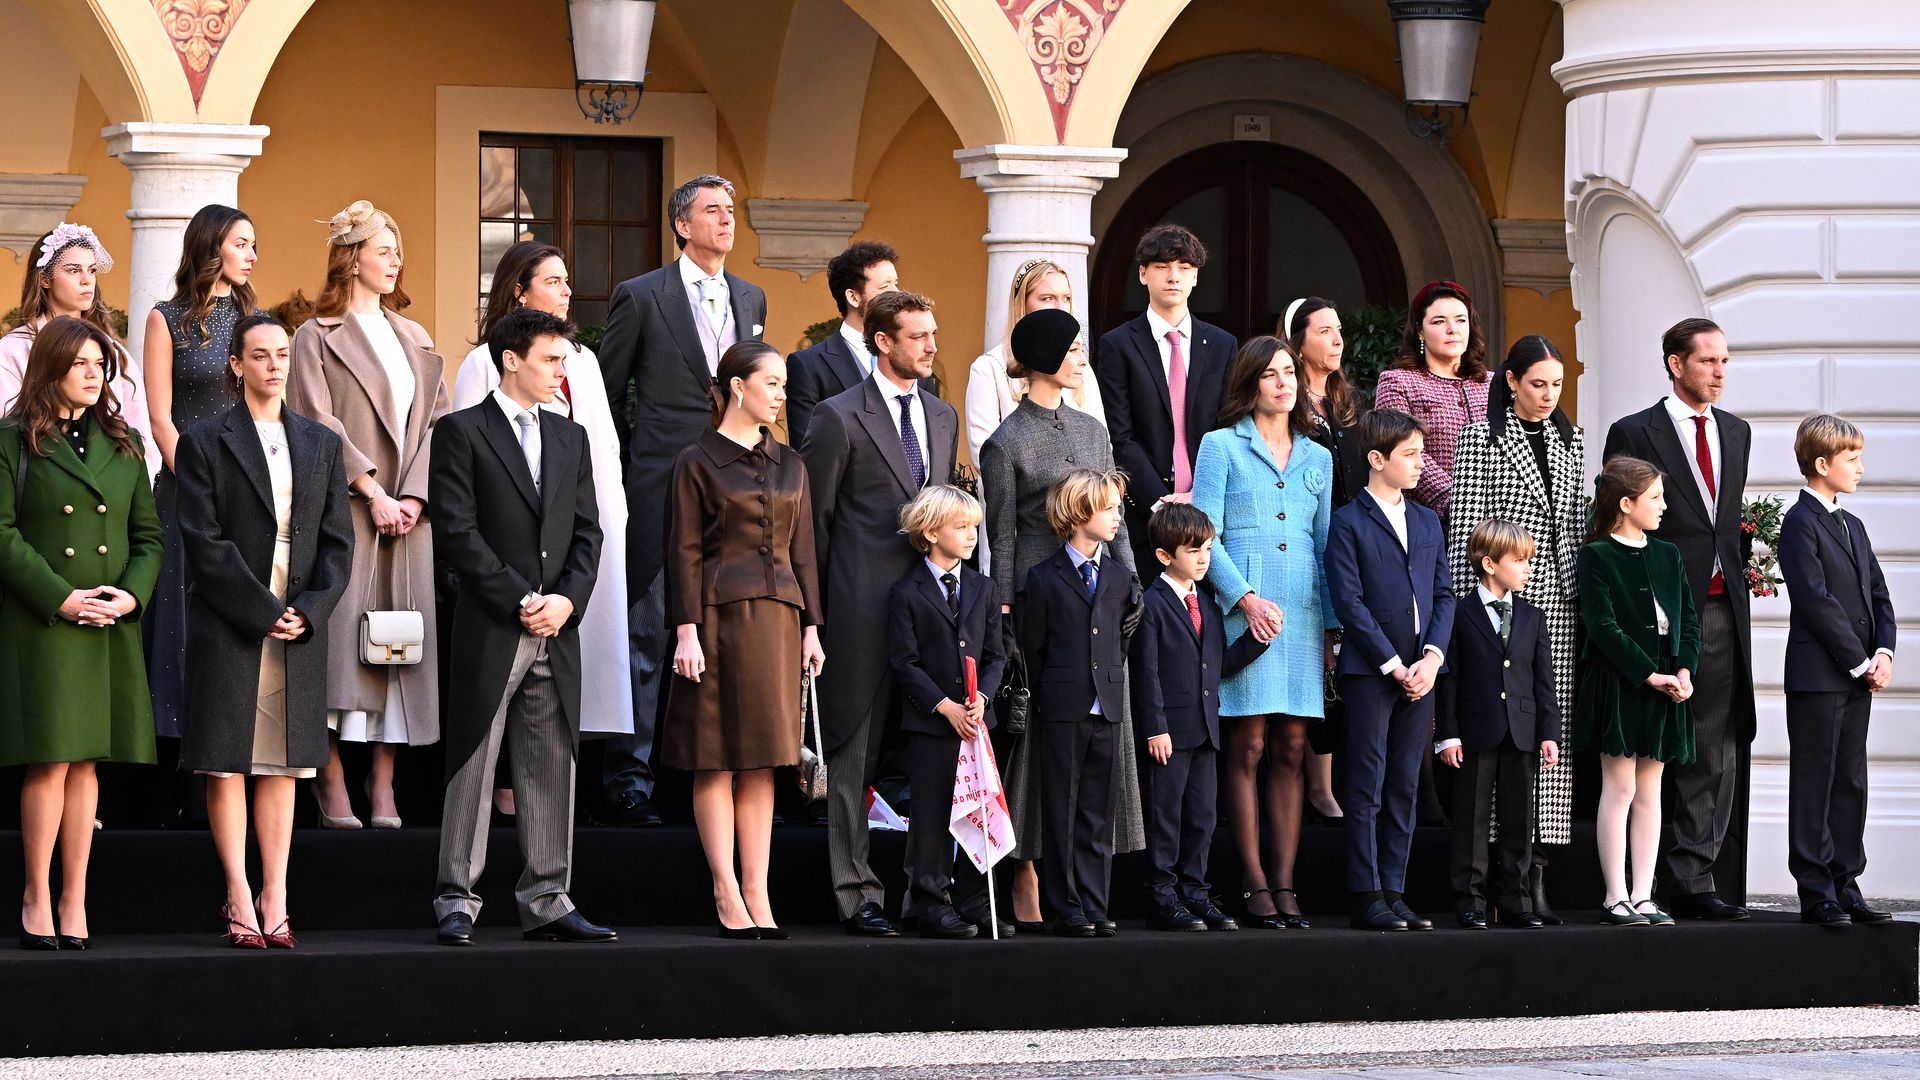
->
[978,309,1145,928]
[176,314,354,948]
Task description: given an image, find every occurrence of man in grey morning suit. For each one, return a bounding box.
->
[800,290,959,937]
[597,175,768,827]
[429,309,612,944]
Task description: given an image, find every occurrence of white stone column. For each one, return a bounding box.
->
[955,145,1127,356]
[1557,0,1920,898]
[103,123,269,360]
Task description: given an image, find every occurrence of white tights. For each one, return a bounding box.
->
[1596,753,1665,904]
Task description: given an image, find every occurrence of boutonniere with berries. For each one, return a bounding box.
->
[1741,495,1785,598]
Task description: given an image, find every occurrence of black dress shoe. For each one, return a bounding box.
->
[1052,916,1096,937]
[1092,919,1118,937]
[755,925,791,940]
[921,908,979,939]
[524,911,618,942]
[1241,888,1286,930]
[1390,900,1433,931]
[1184,897,1240,931]
[1350,899,1408,931]
[1014,918,1048,934]
[436,912,474,946]
[605,792,662,827]
[1844,901,1895,925]
[844,901,900,937]
[969,916,1016,938]
[18,928,58,951]
[1456,910,1488,929]
[1801,900,1851,927]
[1148,904,1207,931]
[1504,910,1546,929]
[1673,891,1750,921]
[57,935,88,950]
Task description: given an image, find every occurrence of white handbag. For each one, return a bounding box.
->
[359,534,425,666]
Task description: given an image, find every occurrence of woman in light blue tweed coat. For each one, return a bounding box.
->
[1190,336,1338,928]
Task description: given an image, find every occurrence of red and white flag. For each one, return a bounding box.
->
[950,657,1014,873]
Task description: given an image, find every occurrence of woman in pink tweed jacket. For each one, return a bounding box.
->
[1371,280,1491,523]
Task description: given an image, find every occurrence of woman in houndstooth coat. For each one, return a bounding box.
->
[1445,335,1586,922]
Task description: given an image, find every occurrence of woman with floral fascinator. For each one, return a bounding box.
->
[287,201,448,831]
[0,224,154,470]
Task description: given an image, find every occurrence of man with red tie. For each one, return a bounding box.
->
[1602,318,1755,921]
[1095,224,1238,576]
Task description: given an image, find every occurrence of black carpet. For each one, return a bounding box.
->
[0,916,1911,1057]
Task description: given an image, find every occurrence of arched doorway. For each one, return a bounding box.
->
[1093,142,1404,342]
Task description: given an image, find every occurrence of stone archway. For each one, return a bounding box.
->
[1092,52,1503,342]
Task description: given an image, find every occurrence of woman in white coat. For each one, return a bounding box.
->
[963,258,1104,576]
[453,242,633,782]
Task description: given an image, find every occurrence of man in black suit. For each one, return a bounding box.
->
[1095,223,1237,574]
[785,241,899,447]
[598,175,768,827]
[429,307,611,945]
[1435,519,1562,929]
[801,290,960,936]
[1778,414,1897,926]
[1128,504,1265,932]
[1602,317,1754,919]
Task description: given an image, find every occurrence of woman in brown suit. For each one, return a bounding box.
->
[663,341,824,939]
[287,201,449,830]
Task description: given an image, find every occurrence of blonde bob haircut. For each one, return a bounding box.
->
[1046,467,1127,539]
[898,484,983,554]
[1467,518,1537,580]
[1794,413,1864,478]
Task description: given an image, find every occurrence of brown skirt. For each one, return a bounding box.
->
[660,598,802,772]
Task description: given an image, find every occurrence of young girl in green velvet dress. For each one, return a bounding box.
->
[1574,456,1700,927]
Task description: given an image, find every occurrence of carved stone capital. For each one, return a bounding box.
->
[0,174,90,264]
[1493,217,1573,297]
[744,199,870,281]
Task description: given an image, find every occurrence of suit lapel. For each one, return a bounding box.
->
[1493,417,1552,514]
[1358,490,1404,550]
[855,378,917,497]
[913,569,957,625]
[1714,408,1747,526]
[1052,549,1093,606]
[328,317,405,452]
[1237,419,1285,480]
[1153,579,1199,642]
[537,414,566,518]
[1645,407,1712,527]
[1129,318,1172,416]
[478,404,541,513]
[284,410,325,513]
[921,390,955,487]
[825,332,866,392]
[1464,592,1504,654]
[218,408,275,515]
[725,273,760,341]
[652,270,714,390]
[43,426,104,498]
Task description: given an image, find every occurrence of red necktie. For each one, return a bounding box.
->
[1693,415,1725,594]
[559,375,573,410]
[1185,591,1204,639]
[1168,329,1192,494]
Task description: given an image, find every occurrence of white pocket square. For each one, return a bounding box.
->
[753,324,764,337]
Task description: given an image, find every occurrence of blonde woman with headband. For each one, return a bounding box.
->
[287,200,449,831]
[965,258,1105,576]
[0,225,154,472]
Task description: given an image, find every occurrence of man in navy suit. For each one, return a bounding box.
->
[887,485,1009,939]
[1778,414,1897,927]
[1095,224,1237,575]
[1019,468,1138,937]
[1129,503,1267,932]
[1602,317,1755,918]
[785,241,899,448]
[597,175,768,828]
[1327,409,1456,932]
[1435,519,1562,930]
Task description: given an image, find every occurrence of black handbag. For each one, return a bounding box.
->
[997,612,1030,736]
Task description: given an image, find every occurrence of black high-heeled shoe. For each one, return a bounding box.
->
[18,928,58,951]
[1240,888,1286,930]
[717,922,762,940]
[754,924,790,940]
[1273,887,1311,929]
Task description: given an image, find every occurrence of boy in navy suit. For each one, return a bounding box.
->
[1021,467,1138,937]
[1779,414,1897,927]
[1435,519,1561,929]
[887,485,1010,939]
[1326,408,1456,932]
[1129,503,1268,932]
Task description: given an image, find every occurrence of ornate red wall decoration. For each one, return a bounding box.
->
[153,0,251,107]
[1001,0,1127,142]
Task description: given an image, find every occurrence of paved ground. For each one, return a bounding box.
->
[7,1007,1919,1080]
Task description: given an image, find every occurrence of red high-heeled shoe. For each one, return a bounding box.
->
[256,896,296,949]
[222,902,266,950]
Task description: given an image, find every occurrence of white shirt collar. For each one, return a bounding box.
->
[678,254,724,289]
[1476,584,1508,609]
[870,363,918,400]
[1159,573,1196,599]
[1146,307,1193,344]
[926,557,962,584]
[1662,393,1713,424]
[1065,542,1103,569]
[1373,489,1408,518]
[492,388,537,426]
[1802,485,1842,514]
[1610,532,1649,548]
[839,320,871,366]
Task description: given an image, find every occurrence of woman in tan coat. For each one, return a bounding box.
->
[287,201,448,830]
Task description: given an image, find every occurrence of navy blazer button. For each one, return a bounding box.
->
[959,640,966,648]
[1201,661,1208,669]
[1500,691,1507,700]
[1503,659,1511,668]
[541,550,548,559]
[1091,627,1099,634]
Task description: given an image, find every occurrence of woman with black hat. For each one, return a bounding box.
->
[978,308,1145,932]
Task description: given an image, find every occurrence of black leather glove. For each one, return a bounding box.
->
[1121,572,1146,639]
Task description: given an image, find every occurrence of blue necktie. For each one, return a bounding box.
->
[896,394,926,489]
[1079,559,1097,599]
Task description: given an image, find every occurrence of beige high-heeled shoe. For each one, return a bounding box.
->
[362,776,401,830]
[310,784,362,830]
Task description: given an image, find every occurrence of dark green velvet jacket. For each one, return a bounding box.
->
[1577,536,1701,682]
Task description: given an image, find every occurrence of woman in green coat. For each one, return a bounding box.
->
[1574,455,1700,928]
[0,316,164,950]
